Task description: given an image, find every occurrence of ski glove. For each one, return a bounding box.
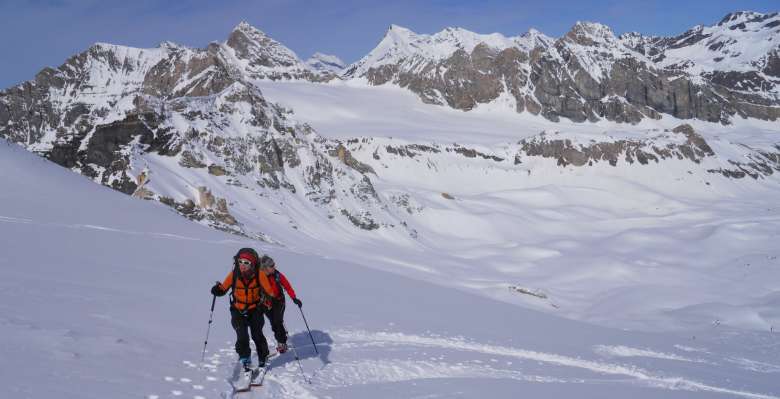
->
[211,282,226,297]
[292,298,302,308]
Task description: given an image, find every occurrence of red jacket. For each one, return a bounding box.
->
[268,270,297,300]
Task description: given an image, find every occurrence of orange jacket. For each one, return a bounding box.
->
[219,270,274,311]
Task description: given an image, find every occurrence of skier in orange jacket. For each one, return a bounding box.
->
[211,248,275,369]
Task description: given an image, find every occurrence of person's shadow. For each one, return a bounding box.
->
[268,330,332,370]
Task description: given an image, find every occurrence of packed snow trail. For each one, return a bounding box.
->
[153,329,780,399]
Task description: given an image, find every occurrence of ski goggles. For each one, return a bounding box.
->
[237,258,253,267]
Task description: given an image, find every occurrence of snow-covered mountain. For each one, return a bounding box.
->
[0,22,390,241]
[343,24,553,77]
[305,52,346,74]
[225,21,337,82]
[344,11,780,124]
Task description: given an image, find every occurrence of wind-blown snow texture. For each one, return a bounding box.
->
[1,138,780,399]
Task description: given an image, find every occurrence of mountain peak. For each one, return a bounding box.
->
[519,27,554,49]
[233,21,265,35]
[715,10,780,32]
[158,40,186,50]
[388,24,414,33]
[718,10,765,26]
[383,24,418,45]
[572,21,614,35]
[565,21,617,46]
[226,21,301,68]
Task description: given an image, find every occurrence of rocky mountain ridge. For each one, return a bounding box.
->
[0,23,388,239]
[344,11,780,124]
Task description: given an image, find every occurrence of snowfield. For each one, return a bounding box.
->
[242,79,780,333]
[2,121,780,398]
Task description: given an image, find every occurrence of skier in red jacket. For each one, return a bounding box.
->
[259,255,302,353]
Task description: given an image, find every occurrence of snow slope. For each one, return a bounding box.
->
[652,11,780,76]
[2,133,780,398]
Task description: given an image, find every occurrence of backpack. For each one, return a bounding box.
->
[272,270,285,300]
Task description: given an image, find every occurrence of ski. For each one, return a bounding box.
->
[250,351,279,387]
[230,367,259,394]
[229,351,279,394]
[250,367,269,387]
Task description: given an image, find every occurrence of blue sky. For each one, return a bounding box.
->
[0,0,777,88]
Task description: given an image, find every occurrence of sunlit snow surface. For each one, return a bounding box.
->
[246,80,780,332]
[2,139,780,398]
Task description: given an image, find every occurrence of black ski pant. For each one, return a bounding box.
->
[230,306,269,360]
[265,299,288,344]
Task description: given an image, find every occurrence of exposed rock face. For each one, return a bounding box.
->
[707,145,780,179]
[344,12,780,124]
[518,124,715,167]
[350,124,779,184]
[329,143,375,174]
[208,164,227,176]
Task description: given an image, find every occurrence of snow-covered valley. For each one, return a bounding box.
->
[2,134,780,399]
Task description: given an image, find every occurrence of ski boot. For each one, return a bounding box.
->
[239,356,252,371]
[276,342,288,354]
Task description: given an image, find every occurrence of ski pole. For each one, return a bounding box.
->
[201,293,217,364]
[289,343,311,384]
[298,307,319,355]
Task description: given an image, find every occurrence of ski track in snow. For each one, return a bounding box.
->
[593,344,713,364]
[0,215,246,245]
[332,330,779,399]
[724,357,780,374]
[151,330,780,399]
